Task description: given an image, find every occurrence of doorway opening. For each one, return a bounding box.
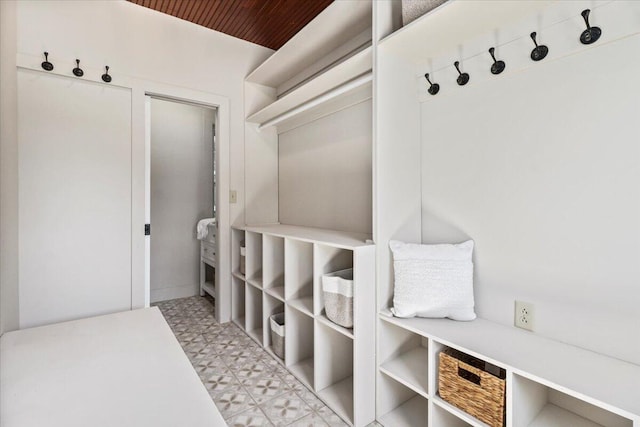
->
[147,96,218,309]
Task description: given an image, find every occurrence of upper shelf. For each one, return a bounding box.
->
[246,0,371,89]
[378,0,556,63]
[246,46,372,127]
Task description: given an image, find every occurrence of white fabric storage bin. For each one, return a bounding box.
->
[322,268,354,328]
[270,313,285,360]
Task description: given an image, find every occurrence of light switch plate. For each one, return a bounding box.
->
[230,190,237,204]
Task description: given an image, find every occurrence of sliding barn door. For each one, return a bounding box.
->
[18,69,132,328]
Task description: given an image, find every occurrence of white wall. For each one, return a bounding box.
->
[0,0,19,334]
[278,100,373,234]
[150,98,215,302]
[420,25,640,362]
[0,0,272,327]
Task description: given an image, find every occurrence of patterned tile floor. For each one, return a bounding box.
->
[154,296,383,427]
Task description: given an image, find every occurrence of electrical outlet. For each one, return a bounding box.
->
[229,190,237,204]
[514,301,534,331]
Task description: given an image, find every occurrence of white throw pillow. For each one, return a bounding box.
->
[389,240,476,321]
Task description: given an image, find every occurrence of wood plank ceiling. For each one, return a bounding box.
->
[127,0,335,50]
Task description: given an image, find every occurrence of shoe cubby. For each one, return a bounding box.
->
[245,231,263,288]
[430,404,473,427]
[245,284,263,345]
[377,374,428,427]
[231,228,245,279]
[316,321,355,424]
[231,275,245,330]
[313,244,354,336]
[263,234,285,302]
[378,319,429,398]
[285,238,314,316]
[512,374,633,427]
[285,305,315,389]
[263,293,285,361]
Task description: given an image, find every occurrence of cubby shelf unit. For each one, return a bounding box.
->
[231,224,376,427]
[376,310,640,427]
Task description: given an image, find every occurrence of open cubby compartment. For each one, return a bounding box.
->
[431,404,474,427]
[263,293,285,362]
[378,319,429,398]
[245,231,263,288]
[262,234,285,302]
[245,284,263,345]
[231,276,245,330]
[512,373,634,427]
[316,321,354,425]
[314,243,353,329]
[377,373,428,427]
[285,305,314,389]
[284,238,314,316]
[231,227,245,279]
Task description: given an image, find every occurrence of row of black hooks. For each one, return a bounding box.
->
[424,9,602,96]
[41,52,112,83]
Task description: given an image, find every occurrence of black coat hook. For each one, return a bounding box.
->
[73,59,84,77]
[41,52,54,71]
[102,66,112,83]
[530,32,548,61]
[424,73,439,95]
[454,61,469,86]
[580,9,601,45]
[488,48,505,75]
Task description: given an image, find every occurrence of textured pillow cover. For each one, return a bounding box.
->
[389,240,476,321]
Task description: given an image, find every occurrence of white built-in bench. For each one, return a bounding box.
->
[0,307,225,427]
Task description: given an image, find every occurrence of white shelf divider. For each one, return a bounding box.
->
[316,313,353,339]
[288,297,314,318]
[264,286,285,302]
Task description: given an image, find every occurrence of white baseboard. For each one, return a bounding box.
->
[151,284,199,303]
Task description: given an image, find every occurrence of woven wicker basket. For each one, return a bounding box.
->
[439,349,506,427]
